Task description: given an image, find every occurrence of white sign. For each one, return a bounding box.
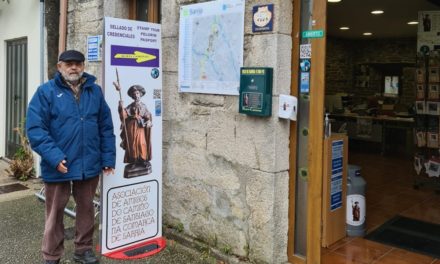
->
[178,0,245,95]
[330,140,343,211]
[278,94,297,121]
[87,35,102,61]
[102,17,162,256]
[417,11,440,52]
[107,181,158,248]
[346,194,366,226]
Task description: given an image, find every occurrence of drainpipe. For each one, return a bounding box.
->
[40,0,44,84]
[59,0,68,54]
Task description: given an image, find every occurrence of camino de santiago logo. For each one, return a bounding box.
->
[111,45,159,67]
[252,4,274,32]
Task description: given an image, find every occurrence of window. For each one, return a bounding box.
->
[129,0,161,23]
[383,75,400,98]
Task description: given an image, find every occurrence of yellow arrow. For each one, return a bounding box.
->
[114,51,156,63]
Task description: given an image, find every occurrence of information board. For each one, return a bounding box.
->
[102,17,163,258]
[87,35,102,62]
[330,140,344,211]
[238,67,272,116]
[417,11,440,52]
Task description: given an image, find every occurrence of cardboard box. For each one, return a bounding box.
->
[416,101,426,114]
[428,84,439,100]
[427,101,440,115]
[417,68,425,83]
[429,67,440,83]
[427,132,439,148]
[417,84,425,100]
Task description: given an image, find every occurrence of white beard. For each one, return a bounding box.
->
[61,70,84,83]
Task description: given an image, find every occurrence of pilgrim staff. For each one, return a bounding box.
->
[113,68,131,155]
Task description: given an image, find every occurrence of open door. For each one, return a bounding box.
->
[288,0,327,263]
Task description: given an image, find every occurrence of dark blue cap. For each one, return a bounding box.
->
[58,50,85,62]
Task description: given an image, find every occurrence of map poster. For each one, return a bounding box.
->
[102,17,164,258]
[178,0,245,95]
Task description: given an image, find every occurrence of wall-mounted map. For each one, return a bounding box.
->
[178,0,244,95]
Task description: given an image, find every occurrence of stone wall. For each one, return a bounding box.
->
[66,0,132,84]
[66,0,105,85]
[63,0,293,263]
[326,37,416,106]
[162,1,292,263]
[326,38,354,94]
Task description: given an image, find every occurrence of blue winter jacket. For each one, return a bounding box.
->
[26,72,116,182]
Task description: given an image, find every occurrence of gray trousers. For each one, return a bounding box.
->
[42,176,99,261]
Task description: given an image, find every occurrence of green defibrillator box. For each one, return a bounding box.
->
[239,67,273,116]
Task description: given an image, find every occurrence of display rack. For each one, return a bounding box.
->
[413,51,440,190]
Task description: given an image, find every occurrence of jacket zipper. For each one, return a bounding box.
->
[79,87,85,180]
[68,83,85,180]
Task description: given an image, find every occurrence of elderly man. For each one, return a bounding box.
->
[26,50,116,264]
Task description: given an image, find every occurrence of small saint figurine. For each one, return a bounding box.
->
[114,82,153,178]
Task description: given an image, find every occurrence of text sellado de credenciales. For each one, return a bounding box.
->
[107,24,160,43]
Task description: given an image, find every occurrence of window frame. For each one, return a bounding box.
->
[129,0,160,23]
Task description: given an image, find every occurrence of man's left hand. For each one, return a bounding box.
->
[103,167,114,176]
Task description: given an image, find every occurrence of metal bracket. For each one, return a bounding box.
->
[299,167,308,181]
[35,186,100,219]
[301,94,310,101]
[302,127,309,136]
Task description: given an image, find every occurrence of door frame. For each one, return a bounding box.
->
[288,0,327,263]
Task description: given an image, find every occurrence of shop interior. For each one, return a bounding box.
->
[322,0,440,262]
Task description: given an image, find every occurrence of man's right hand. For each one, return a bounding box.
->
[57,160,68,174]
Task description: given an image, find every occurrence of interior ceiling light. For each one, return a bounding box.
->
[328,0,342,3]
[371,10,384,15]
[407,21,419,25]
[363,32,373,36]
[339,27,350,30]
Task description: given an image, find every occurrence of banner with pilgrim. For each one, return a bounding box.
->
[101,17,164,259]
